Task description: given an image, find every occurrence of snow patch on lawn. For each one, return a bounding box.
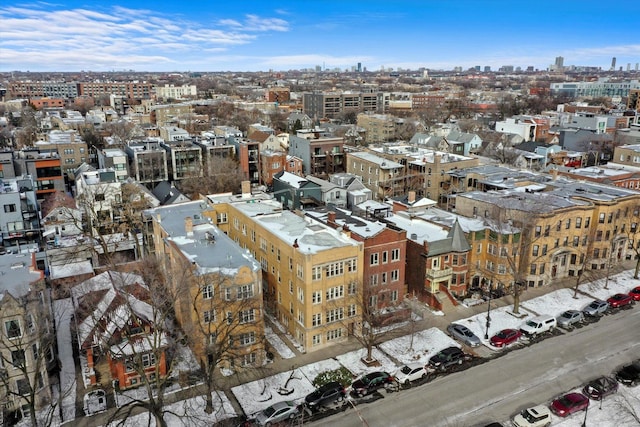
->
[379,328,460,366]
[336,347,396,377]
[265,325,296,359]
[521,288,593,317]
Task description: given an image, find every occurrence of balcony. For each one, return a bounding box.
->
[425,267,453,280]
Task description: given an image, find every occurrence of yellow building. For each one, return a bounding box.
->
[456,180,640,291]
[149,201,266,369]
[206,190,364,353]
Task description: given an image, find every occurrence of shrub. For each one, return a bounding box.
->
[312,367,354,388]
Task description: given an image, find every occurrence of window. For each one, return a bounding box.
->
[260,238,267,251]
[202,284,213,300]
[348,304,357,317]
[390,290,398,302]
[348,282,357,295]
[226,312,233,325]
[544,225,550,237]
[242,352,257,366]
[346,258,357,272]
[238,332,256,346]
[370,253,379,266]
[326,308,344,323]
[297,310,304,324]
[573,236,579,247]
[312,266,322,281]
[224,288,232,301]
[312,291,322,304]
[204,310,215,323]
[585,217,590,228]
[599,213,605,224]
[575,217,582,228]
[370,274,378,286]
[26,315,35,334]
[298,287,304,302]
[312,313,322,327]
[391,248,400,261]
[326,328,342,341]
[4,204,16,213]
[324,261,344,277]
[142,353,156,368]
[312,334,322,346]
[11,349,25,367]
[237,284,254,299]
[16,379,30,396]
[326,286,344,301]
[391,270,399,282]
[5,320,21,339]
[498,264,507,274]
[250,230,256,242]
[95,193,105,202]
[239,309,255,324]
[530,264,537,275]
[534,226,541,237]
[532,245,539,256]
[297,264,304,279]
[382,251,388,264]
[381,272,388,284]
[565,219,571,229]
[289,281,294,294]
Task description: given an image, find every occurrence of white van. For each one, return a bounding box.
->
[519,315,557,336]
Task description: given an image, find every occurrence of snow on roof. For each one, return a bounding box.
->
[276,171,308,188]
[49,260,93,279]
[110,332,168,357]
[385,211,449,244]
[234,202,359,255]
[0,253,42,300]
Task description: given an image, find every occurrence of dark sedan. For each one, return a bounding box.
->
[550,392,589,417]
[582,376,618,400]
[616,361,640,386]
[305,381,345,409]
[350,371,394,397]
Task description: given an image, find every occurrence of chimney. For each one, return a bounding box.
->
[408,191,416,204]
[551,168,558,181]
[185,216,193,236]
[341,224,351,238]
[241,180,251,197]
[328,211,336,225]
[156,213,161,223]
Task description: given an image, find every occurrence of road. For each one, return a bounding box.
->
[310,308,640,427]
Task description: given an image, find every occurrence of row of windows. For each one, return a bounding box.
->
[312,328,344,346]
[201,284,254,300]
[311,258,358,281]
[202,309,256,324]
[369,270,400,285]
[370,249,401,266]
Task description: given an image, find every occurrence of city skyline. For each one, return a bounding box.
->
[1,0,639,73]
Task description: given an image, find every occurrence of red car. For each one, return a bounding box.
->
[607,293,634,308]
[489,329,522,348]
[629,286,640,301]
[550,392,589,417]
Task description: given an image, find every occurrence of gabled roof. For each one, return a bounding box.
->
[72,271,152,349]
[41,190,77,219]
[447,130,479,144]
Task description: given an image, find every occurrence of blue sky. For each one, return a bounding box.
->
[1,1,639,72]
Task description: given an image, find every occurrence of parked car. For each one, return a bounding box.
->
[304,381,345,409]
[582,376,619,400]
[519,315,557,336]
[607,293,634,308]
[629,286,640,301]
[512,405,552,427]
[549,392,589,417]
[615,360,640,386]
[350,371,394,397]
[489,329,522,348]
[253,401,300,426]
[428,346,466,370]
[393,363,427,384]
[557,310,585,328]
[583,299,609,317]
[447,323,481,347]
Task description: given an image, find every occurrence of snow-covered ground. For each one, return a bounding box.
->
[265,325,296,359]
[378,328,460,366]
[53,298,77,423]
[102,391,236,426]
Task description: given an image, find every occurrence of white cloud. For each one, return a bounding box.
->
[0,5,289,71]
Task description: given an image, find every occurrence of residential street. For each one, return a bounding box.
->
[310,307,640,427]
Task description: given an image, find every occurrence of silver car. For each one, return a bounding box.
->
[583,300,609,317]
[557,310,585,328]
[253,401,300,426]
[446,323,481,347]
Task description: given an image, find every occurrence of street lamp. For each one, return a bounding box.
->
[484,280,492,340]
[582,400,588,427]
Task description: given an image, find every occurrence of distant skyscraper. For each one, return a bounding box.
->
[357,62,362,72]
[611,57,617,70]
[555,56,564,68]
[484,66,491,72]
[474,65,481,71]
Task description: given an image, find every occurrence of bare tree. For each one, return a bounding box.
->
[620,206,640,279]
[176,157,243,199]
